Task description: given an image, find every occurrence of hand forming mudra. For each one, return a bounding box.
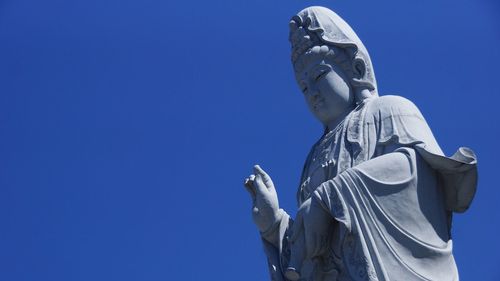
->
[243,165,281,235]
[244,165,334,281]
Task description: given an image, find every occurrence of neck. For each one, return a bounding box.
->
[325,104,355,132]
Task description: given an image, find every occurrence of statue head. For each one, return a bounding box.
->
[289,6,378,128]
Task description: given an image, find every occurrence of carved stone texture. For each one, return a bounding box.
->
[243,6,477,281]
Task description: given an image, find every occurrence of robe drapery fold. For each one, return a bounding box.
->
[261,96,477,281]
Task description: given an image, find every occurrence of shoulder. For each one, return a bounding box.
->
[364,95,424,121]
[357,95,440,149]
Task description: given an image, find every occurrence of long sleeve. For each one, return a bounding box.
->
[261,209,293,281]
[313,147,458,281]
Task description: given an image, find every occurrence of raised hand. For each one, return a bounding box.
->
[243,165,280,233]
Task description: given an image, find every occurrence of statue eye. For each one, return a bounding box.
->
[315,70,328,82]
[302,86,308,93]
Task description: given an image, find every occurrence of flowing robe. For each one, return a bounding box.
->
[261,95,477,281]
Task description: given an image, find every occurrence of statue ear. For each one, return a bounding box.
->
[352,58,366,79]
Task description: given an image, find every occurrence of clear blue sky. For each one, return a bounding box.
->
[0,0,498,280]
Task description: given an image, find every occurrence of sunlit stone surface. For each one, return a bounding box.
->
[243,6,477,281]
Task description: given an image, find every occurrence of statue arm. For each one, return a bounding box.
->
[260,208,289,247]
[243,166,293,280]
[312,146,414,225]
[261,210,293,281]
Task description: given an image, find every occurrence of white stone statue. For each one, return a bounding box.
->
[243,6,478,281]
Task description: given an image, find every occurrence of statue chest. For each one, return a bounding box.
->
[298,123,352,203]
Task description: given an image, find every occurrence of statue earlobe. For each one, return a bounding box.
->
[352,57,366,79]
[351,57,374,102]
[351,56,376,96]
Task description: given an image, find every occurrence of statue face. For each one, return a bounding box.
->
[294,49,354,128]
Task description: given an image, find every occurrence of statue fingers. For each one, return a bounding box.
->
[253,173,269,195]
[253,165,274,188]
[243,176,250,187]
[243,176,256,201]
[244,174,255,188]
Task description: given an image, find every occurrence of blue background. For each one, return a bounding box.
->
[0,0,498,280]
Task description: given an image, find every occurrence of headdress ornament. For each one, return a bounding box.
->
[289,6,378,93]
